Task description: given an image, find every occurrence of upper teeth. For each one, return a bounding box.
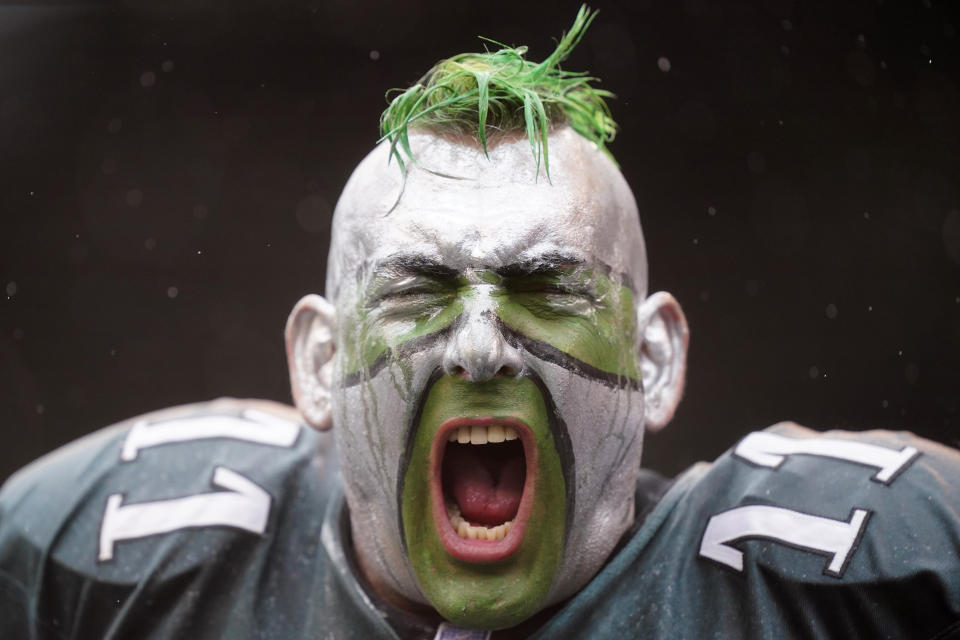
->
[448,424,519,444]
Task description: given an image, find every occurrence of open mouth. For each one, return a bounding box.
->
[430,417,536,563]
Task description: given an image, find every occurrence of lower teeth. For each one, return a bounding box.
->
[446,501,513,541]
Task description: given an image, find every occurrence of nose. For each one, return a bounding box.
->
[442,308,523,382]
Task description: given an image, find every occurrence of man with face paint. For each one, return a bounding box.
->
[281,11,682,627]
[2,7,960,639]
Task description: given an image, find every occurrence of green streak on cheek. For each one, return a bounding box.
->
[402,376,566,629]
[341,297,465,376]
[496,281,639,379]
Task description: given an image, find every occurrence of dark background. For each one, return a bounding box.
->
[1,0,958,483]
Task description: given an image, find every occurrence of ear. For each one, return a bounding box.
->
[285,294,337,431]
[636,291,689,432]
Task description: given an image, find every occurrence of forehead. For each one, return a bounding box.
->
[327,127,646,295]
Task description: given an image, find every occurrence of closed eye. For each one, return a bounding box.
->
[365,255,461,308]
[380,285,444,299]
[505,276,597,302]
[366,276,461,322]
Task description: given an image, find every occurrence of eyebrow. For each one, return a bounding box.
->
[372,255,460,280]
[370,252,635,292]
[496,252,585,278]
[499,254,637,293]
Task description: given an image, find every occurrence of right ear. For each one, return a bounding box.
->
[285,294,337,431]
[635,291,689,432]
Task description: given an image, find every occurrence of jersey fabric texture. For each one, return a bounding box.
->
[1,399,958,639]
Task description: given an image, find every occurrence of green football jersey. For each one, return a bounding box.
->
[1,400,958,638]
[529,423,960,639]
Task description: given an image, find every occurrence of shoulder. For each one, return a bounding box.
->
[696,423,960,537]
[0,399,342,637]
[0,398,335,582]
[556,424,960,638]
[689,423,960,634]
[689,422,960,569]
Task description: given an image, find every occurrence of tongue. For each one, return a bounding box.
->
[446,444,524,526]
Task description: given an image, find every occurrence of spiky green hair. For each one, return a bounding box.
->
[379,5,617,177]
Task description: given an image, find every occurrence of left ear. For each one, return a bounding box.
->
[636,291,689,432]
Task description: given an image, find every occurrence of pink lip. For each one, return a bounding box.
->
[430,416,537,563]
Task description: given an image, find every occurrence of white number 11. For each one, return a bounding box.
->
[699,430,920,577]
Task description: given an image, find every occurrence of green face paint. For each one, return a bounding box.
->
[494,268,638,381]
[339,261,638,625]
[342,266,637,385]
[401,375,566,629]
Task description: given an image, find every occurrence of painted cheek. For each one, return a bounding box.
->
[493,285,639,381]
[340,295,466,378]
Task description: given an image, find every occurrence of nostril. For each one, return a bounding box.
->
[441,311,524,381]
[494,364,519,378]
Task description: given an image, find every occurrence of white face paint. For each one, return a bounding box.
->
[291,126,685,623]
[327,128,646,306]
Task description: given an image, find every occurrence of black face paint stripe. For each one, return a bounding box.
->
[340,326,451,388]
[528,369,576,546]
[341,314,641,390]
[341,353,389,388]
[495,318,641,391]
[396,368,445,556]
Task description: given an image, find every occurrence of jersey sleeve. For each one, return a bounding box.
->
[540,424,960,639]
[690,423,960,638]
[0,398,333,639]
